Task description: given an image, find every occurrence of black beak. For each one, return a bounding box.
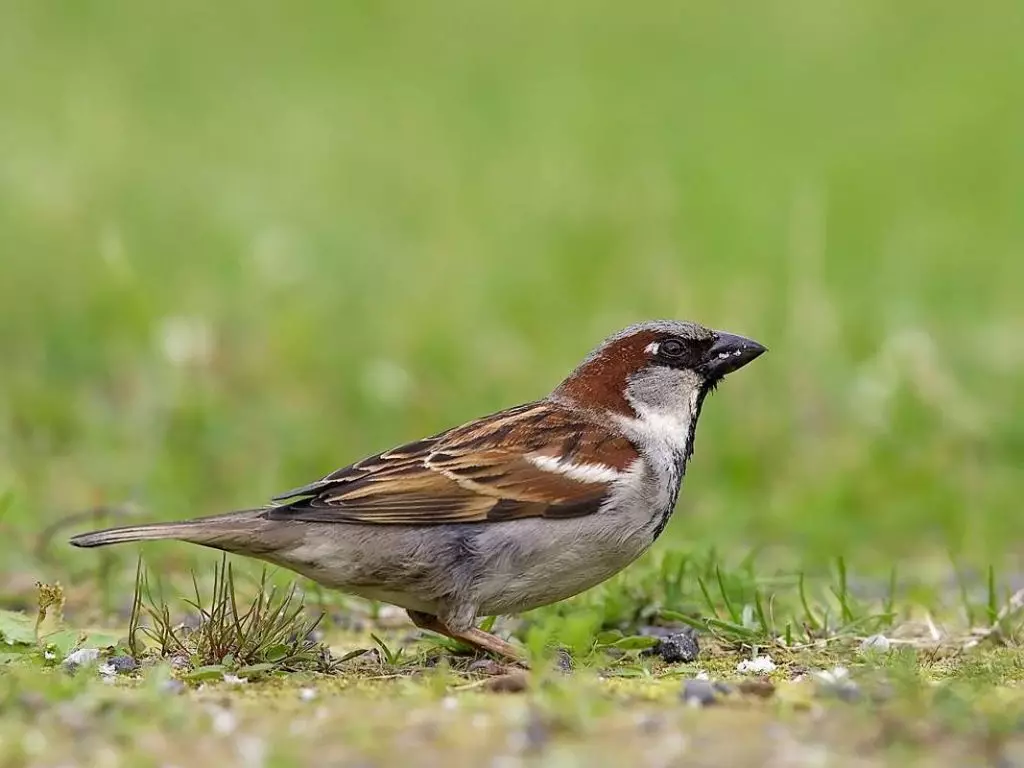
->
[699,331,767,380]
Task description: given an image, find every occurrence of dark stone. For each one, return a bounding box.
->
[107,656,138,674]
[680,678,730,707]
[644,627,700,664]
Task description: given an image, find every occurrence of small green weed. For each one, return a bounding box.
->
[128,555,337,679]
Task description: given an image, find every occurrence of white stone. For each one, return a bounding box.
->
[736,655,776,674]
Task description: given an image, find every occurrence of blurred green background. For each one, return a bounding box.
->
[1,1,1022,590]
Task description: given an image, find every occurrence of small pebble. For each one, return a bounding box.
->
[160,679,186,695]
[814,667,860,702]
[63,648,101,669]
[634,713,664,734]
[860,634,891,653]
[814,666,849,685]
[737,655,776,674]
[819,681,861,703]
[107,656,138,674]
[644,629,700,664]
[680,679,732,707]
[869,680,895,704]
[299,687,317,702]
[484,671,529,693]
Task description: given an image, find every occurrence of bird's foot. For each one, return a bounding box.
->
[407,610,527,667]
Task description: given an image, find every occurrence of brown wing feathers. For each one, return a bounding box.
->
[266,402,638,525]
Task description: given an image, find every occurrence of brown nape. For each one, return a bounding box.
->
[551,330,660,416]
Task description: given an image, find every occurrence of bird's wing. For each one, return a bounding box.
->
[266,401,639,524]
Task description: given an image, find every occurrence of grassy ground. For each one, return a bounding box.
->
[2,1,1024,765]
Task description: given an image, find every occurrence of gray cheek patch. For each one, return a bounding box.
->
[625,367,703,413]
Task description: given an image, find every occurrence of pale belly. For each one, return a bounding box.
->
[468,513,660,616]
[267,510,661,620]
[281,518,657,617]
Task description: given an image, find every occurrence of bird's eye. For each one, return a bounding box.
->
[659,339,685,358]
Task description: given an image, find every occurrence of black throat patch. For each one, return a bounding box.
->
[647,383,712,542]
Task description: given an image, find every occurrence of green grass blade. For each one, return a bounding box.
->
[716,565,740,624]
[798,572,821,631]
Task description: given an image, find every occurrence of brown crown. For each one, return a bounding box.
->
[551,330,661,416]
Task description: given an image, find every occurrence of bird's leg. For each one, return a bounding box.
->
[407,610,526,665]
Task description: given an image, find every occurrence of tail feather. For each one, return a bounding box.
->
[69,509,268,549]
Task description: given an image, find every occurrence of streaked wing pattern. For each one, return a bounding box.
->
[266,401,638,525]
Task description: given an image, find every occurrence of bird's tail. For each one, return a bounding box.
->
[69,509,270,549]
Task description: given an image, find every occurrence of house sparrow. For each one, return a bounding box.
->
[71,320,765,660]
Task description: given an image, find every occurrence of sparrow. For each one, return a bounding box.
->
[71,320,765,661]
